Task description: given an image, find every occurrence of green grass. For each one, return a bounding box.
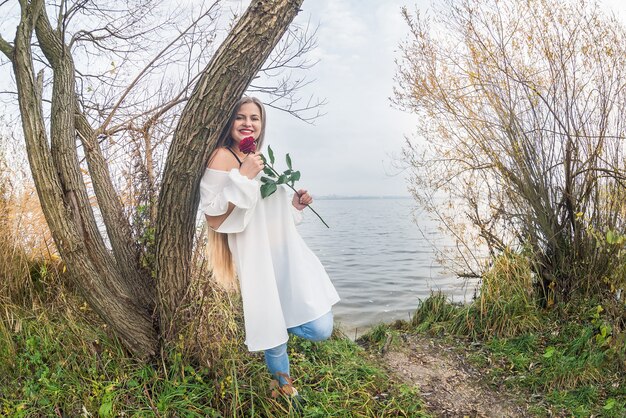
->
[481,305,626,417]
[0,304,430,417]
[406,290,626,417]
[410,252,542,340]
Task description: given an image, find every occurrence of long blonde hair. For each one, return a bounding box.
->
[207,230,238,292]
[207,96,267,292]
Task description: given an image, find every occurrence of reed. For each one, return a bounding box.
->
[0,160,59,307]
[411,290,459,333]
[466,250,541,338]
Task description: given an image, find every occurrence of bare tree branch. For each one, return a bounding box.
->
[100,1,219,131]
[0,36,13,59]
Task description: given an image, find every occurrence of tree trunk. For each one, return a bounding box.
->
[155,0,304,341]
[74,111,156,308]
[9,1,158,357]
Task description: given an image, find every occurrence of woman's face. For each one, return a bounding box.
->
[230,102,262,145]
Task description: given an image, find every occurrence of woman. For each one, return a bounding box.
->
[199,96,340,400]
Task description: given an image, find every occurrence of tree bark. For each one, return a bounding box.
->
[155,0,304,341]
[74,110,156,308]
[10,1,158,357]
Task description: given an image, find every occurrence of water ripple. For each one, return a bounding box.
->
[298,198,478,338]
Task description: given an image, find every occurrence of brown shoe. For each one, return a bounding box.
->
[270,372,299,398]
[270,372,305,410]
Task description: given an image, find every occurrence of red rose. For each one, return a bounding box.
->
[239,136,256,154]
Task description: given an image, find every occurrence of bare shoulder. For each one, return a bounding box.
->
[208,147,239,171]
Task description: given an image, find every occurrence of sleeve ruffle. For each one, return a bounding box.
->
[199,169,259,233]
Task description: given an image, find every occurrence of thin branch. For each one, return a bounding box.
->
[262,96,326,124]
[57,0,65,32]
[0,36,14,59]
[70,23,161,50]
[100,1,219,131]
[105,96,189,137]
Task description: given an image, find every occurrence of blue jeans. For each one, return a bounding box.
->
[264,311,334,385]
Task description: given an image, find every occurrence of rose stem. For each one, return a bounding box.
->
[265,163,330,228]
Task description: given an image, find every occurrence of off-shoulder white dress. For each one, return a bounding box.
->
[199,168,340,352]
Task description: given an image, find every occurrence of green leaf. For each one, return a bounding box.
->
[542,346,555,359]
[261,176,273,184]
[286,153,292,170]
[260,182,278,198]
[277,174,287,184]
[290,171,301,184]
[600,324,611,337]
[263,167,276,177]
[268,145,275,165]
[603,398,616,410]
[607,229,617,244]
[99,393,114,418]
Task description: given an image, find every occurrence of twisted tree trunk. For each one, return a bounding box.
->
[10,0,158,356]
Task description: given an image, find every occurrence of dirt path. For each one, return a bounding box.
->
[377,334,533,417]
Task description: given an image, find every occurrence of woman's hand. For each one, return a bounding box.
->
[239,152,264,179]
[292,189,313,210]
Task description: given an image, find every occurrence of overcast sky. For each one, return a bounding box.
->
[2,0,625,197]
[240,0,626,197]
[258,0,426,197]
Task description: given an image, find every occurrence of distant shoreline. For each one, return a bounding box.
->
[316,195,412,200]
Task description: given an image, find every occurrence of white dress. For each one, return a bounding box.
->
[199,167,340,352]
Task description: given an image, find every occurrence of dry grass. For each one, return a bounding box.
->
[185,270,245,368]
[473,250,541,337]
[0,178,61,306]
[183,225,246,368]
[412,251,542,339]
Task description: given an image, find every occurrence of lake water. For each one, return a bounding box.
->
[297,197,478,339]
